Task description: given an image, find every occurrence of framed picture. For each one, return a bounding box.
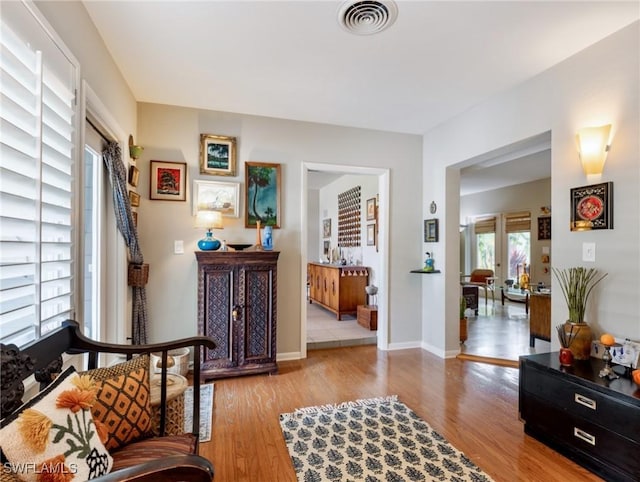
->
[570,181,613,231]
[366,197,376,221]
[131,211,138,227]
[366,224,376,246]
[128,190,140,207]
[424,218,439,242]
[323,240,330,257]
[538,216,551,240]
[150,160,187,201]
[245,161,281,228]
[128,165,139,187]
[323,218,331,238]
[200,134,236,176]
[193,180,240,217]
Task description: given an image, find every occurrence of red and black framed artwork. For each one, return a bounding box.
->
[570,182,613,231]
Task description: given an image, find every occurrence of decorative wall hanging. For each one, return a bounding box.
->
[150,160,187,201]
[200,134,237,176]
[366,197,376,221]
[323,218,331,238]
[128,190,140,207]
[538,216,551,240]
[128,165,139,187]
[570,182,613,231]
[338,185,361,247]
[193,180,240,217]
[367,224,376,246]
[245,161,281,228]
[424,218,438,242]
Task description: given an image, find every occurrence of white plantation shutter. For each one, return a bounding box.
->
[1,5,78,347]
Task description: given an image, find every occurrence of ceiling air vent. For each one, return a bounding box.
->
[338,0,398,35]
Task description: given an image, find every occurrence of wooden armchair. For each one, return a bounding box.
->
[461,269,497,309]
[1,320,216,482]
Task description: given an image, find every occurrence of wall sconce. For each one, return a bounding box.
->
[195,211,223,250]
[576,124,611,178]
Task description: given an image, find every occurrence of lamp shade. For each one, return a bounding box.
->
[576,124,611,176]
[195,210,223,229]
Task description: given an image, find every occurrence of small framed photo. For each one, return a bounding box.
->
[323,240,330,257]
[129,190,140,207]
[366,224,376,246]
[424,218,439,242]
[323,218,331,238]
[245,161,281,228]
[150,160,187,201]
[193,180,240,217]
[538,216,551,240]
[570,181,613,231]
[131,211,138,227]
[366,197,376,221]
[200,134,237,176]
[128,165,139,187]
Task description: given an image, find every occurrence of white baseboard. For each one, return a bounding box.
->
[420,342,460,359]
[277,351,303,361]
[386,341,422,351]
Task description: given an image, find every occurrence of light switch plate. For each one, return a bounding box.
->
[582,242,595,262]
[174,240,184,254]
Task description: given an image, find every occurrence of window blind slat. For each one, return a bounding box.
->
[474,216,496,234]
[1,3,77,347]
[505,211,531,233]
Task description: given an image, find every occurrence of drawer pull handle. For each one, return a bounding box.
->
[574,427,596,446]
[574,393,596,410]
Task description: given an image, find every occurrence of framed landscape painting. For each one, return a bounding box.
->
[193,180,240,217]
[200,134,237,176]
[245,161,281,228]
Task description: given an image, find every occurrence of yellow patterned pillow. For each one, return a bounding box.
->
[82,356,152,452]
[0,367,113,481]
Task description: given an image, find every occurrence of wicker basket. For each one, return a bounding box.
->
[128,263,149,287]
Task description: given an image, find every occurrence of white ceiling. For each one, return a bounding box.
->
[82,0,638,192]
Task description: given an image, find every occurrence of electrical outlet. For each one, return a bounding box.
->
[582,242,595,262]
[174,240,184,254]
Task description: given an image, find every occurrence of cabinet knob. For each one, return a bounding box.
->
[232,304,243,321]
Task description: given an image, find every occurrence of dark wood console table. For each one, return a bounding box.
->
[520,353,640,481]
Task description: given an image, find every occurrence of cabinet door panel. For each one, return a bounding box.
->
[239,265,275,364]
[201,266,235,367]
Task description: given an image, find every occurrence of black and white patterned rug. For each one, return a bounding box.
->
[279,395,494,482]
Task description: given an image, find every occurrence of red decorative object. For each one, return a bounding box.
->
[559,347,574,366]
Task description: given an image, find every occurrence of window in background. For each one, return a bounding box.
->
[504,212,531,281]
[473,216,496,273]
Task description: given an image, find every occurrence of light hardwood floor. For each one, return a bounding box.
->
[198,345,601,482]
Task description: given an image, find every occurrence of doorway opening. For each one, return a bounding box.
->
[457,132,552,363]
[300,163,390,359]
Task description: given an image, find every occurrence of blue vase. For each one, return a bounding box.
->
[262,226,273,250]
[198,231,221,251]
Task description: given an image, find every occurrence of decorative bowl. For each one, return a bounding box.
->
[227,243,252,251]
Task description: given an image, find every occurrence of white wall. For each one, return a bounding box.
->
[317,174,380,285]
[136,103,423,355]
[307,189,320,262]
[422,22,640,355]
[461,178,552,286]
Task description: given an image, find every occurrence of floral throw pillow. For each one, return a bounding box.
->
[0,367,113,481]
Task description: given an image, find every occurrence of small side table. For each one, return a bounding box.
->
[150,373,188,436]
[357,305,378,330]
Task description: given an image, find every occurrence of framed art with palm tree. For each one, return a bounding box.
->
[245,161,281,228]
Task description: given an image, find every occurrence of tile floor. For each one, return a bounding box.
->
[306,302,377,349]
[460,296,552,361]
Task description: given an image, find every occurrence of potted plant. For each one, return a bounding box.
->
[459,296,468,344]
[552,267,607,360]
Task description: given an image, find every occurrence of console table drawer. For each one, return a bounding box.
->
[522,395,640,480]
[522,364,640,441]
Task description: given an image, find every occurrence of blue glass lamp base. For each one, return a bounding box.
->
[198,231,221,251]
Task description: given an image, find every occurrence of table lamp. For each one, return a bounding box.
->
[195,210,223,250]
